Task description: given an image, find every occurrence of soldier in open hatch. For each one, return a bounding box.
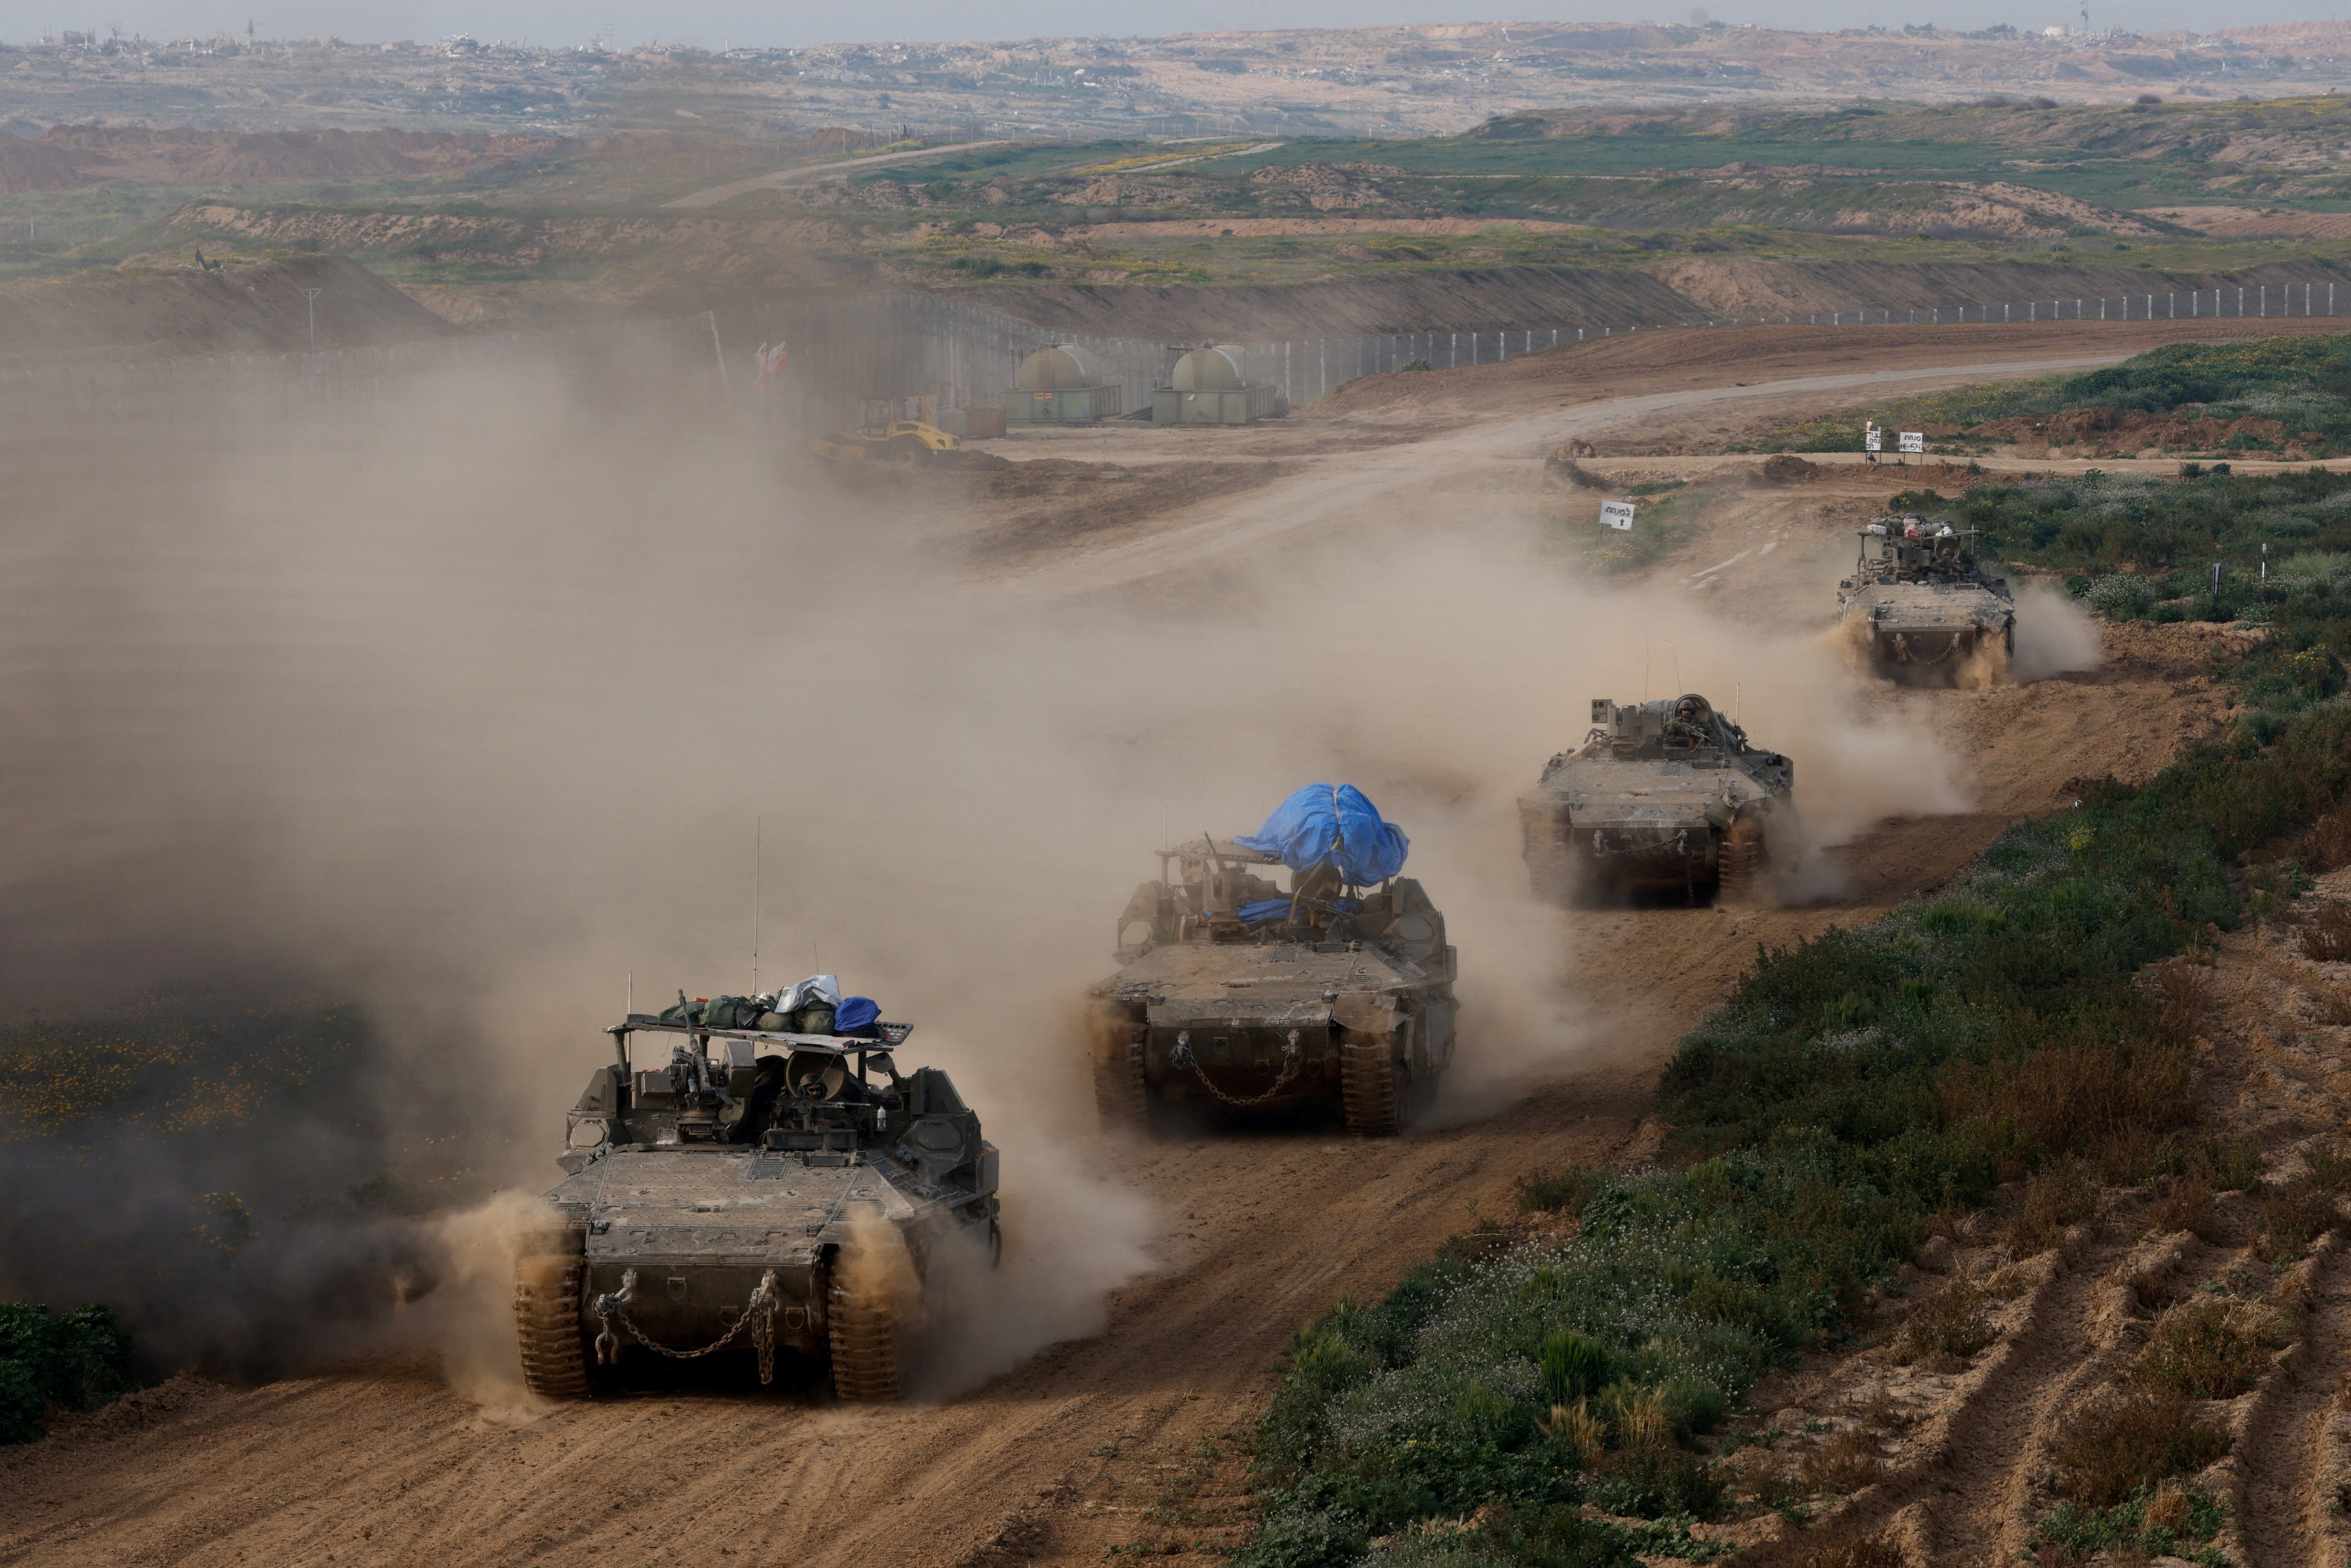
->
[1519,693,1796,907]
[1086,784,1458,1137]
[1838,513,2016,683]
[512,977,999,1403]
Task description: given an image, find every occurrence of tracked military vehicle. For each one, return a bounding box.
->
[513,981,1000,1403]
[1087,785,1458,1137]
[1519,694,1794,905]
[1838,514,2015,680]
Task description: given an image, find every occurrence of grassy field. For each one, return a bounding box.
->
[18,93,2351,300]
[1744,336,2351,459]
[1237,679,2351,1568]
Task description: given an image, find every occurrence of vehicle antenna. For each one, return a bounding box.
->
[1734,682,1741,725]
[1642,640,1650,702]
[753,815,762,996]
[627,970,632,1016]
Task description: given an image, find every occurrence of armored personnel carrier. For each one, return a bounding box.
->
[1087,785,1458,1137]
[1519,694,1794,905]
[1838,514,2015,680]
[512,981,1000,1403]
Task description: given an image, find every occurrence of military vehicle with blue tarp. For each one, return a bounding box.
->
[1086,785,1458,1136]
[511,977,1000,1404]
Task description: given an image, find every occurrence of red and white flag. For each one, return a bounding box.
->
[753,340,789,389]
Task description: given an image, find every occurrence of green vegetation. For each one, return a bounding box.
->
[2031,1481,2229,1567]
[1240,687,2351,1565]
[0,992,374,1144]
[0,990,487,1226]
[1416,96,2351,212]
[0,1302,136,1443]
[1550,488,1710,575]
[1744,335,2351,457]
[1935,462,2351,740]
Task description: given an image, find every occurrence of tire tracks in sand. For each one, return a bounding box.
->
[2238,1233,2351,1568]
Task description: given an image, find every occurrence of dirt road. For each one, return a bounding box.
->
[987,350,2127,598]
[667,141,1014,210]
[0,335,2251,1568]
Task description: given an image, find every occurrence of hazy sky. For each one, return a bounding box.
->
[0,1,2334,49]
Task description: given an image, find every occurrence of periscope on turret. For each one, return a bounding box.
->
[1837,514,2016,683]
[511,976,999,1404]
[1086,784,1458,1137]
[1518,694,1795,907]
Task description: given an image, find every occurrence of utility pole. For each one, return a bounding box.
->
[299,287,322,345]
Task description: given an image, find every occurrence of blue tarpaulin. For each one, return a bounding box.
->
[1240,896,1358,924]
[1235,784,1409,886]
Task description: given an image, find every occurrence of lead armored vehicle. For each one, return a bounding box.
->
[1838,515,2015,680]
[1087,785,1458,1137]
[513,979,1000,1403]
[1519,694,1794,905]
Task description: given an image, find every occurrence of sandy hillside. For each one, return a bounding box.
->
[0,253,452,355]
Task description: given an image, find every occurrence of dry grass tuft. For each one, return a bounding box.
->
[1796,1428,1887,1494]
[2140,1298,2288,1397]
[2302,1140,2351,1193]
[2302,805,2351,872]
[2007,1163,2100,1257]
[2299,900,2351,961]
[1776,1534,1908,1568]
[1605,1383,1673,1454]
[2191,1134,2265,1191]
[1986,1262,2032,1299]
[1537,1398,1604,1469]
[2257,1181,2342,1261]
[2149,957,2212,1048]
[1945,1043,2194,1175]
[1895,1279,1996,1366]
[1513,1166,1603,1217]
[2144,1476,2195,1534]
[2050,1389,2230,1508]
[2152,1172,2214,1237]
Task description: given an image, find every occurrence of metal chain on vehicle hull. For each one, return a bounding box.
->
[592,1267,783,1384]
[1172,1029,1304,1108]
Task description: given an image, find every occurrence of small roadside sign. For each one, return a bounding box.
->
[1600,500,1636,531]
[1899,431,1925,454]
[1864,427,1882,452]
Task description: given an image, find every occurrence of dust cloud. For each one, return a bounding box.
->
[0,340,1966,1392]
[2012,582,2106,683]
[425,1191,568,1420]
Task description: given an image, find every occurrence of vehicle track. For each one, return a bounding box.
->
[2240,1236,2351,1568]
[1919,1230,2127,1566]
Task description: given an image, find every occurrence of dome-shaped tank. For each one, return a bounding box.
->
[1015,344,1102,391]
[1169,344,1247,392]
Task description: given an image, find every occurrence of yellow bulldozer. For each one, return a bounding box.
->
[808,395,963,467]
